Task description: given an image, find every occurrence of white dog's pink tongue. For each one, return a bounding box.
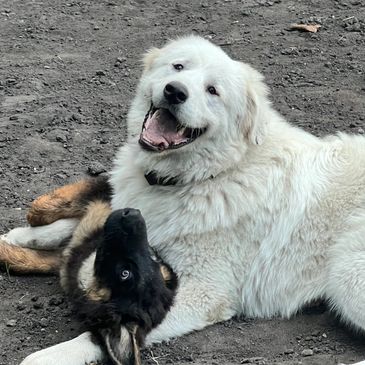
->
[140,109,187,151]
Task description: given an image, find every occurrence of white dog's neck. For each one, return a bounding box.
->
[131,141,245,186]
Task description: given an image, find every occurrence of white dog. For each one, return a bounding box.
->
[3,35,365,365]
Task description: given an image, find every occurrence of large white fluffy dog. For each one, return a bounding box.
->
[3,35,365,365]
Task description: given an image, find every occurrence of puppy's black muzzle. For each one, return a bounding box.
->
[105,208,146,238]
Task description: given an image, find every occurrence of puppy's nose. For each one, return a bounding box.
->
[164,81,188,104]
[121,208,141,218]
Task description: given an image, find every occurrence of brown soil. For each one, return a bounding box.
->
[0,0,365,364]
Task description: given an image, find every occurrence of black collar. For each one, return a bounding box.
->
[144,171,179,186]
[144,171,215,186]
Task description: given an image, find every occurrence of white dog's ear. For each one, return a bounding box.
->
[240,64,268,145]
[142,47,161,72]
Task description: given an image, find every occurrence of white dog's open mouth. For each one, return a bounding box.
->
[139,105,207,152]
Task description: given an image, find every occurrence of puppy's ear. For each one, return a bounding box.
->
[142,47,161,72]
[103,326,140,365]
[240,63,269,145]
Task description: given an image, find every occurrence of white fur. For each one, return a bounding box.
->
[20,332,104,365]
[77,252,96,291]
[14,36,365,364]
[1,218,79,249]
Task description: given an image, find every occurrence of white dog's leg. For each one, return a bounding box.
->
[326,223,365,333]
[20,332,104,365]
[0,218,79,249]
[20,282,234,364]
[146,280,235,344]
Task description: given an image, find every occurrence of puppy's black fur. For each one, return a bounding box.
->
[63,207,177,365]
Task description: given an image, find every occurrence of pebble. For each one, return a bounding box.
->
[6,319,17,327]
[49,296,64,306]
[301,349,314,357]
[284,349,294,354]
[33,302,44,310]
[241,357,265,363]
[56,134,67,143]
[40,317,49,327]
[87,162,107,176]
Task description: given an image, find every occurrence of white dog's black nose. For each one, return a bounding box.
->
[164,81,188,104]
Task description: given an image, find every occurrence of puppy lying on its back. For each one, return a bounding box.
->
[6,197,176,365]
[60,201,177,365]
[61,202,177,365]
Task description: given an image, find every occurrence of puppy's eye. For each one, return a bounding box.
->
[120,269,132,281]
[173,64,184,71]
[207,86,218,96]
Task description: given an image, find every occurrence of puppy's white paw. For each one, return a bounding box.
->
[0,227,33,247]
[20,332,104,365]
[1,219,79,249]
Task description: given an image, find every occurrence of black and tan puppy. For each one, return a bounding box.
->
[59,202,177,365]
[0,177,177,365]
[0,176,177,364]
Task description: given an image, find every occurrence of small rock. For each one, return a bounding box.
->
[16,302,26,311]
[358,127,364,134]
[241,357,265,363]
[56,134,67,143]
[40,317,49,327]
[95,70,106,76]
[9,115,18,121]
[87,162,107,176]
[33,302,44,310]
[284,349,294,354]
[301,349,314,357]
[49,296,64,306]
[6,319,17,327]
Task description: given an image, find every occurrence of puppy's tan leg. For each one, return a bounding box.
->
[0,240,61,274]
[27,175,111,227]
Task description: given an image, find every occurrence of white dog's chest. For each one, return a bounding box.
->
[110,141,365,318]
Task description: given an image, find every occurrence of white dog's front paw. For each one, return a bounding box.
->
[19,332,104,365]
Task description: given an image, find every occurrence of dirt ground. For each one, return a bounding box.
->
[0,0,364,364]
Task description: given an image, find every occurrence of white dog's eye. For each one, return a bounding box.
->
[173,64,184,71]
[207,86,218,96]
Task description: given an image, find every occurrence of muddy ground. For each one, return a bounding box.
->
[0,0,365,364]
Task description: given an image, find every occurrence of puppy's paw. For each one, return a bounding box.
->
[0,227,35,247]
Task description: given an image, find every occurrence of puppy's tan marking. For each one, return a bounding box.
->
[160,265,172,282]
[0,240,61,274]
[27,179,91,226]
[68,201,111,251]
[87,281,111,302]
[60,201,111,289]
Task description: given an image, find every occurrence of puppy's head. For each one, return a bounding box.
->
[94,208,149,298]
[128,35,270,183]
[65,208,176,365]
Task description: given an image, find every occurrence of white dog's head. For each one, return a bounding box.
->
[127,36,271,184]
